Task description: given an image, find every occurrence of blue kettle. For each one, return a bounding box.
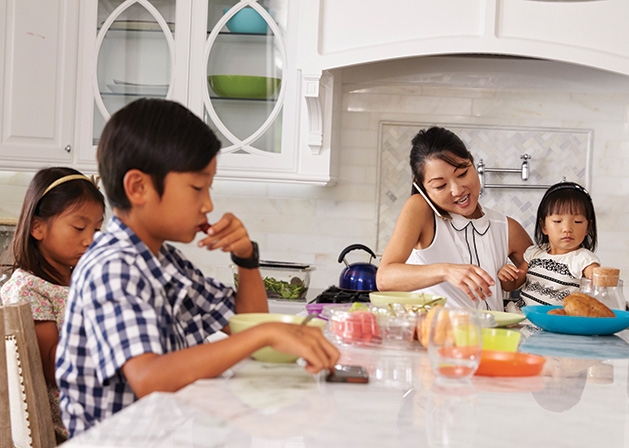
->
[338,244,379,291]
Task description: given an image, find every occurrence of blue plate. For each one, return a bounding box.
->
[522,305,629,336]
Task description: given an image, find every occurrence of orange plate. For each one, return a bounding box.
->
[475,350,545,377]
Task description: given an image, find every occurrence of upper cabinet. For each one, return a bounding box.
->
[296,0,629,77]
[0,0,79,169]
[74,0,337,185]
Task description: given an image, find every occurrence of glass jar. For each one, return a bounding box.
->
[583,267,625,310]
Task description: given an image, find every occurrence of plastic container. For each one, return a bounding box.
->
[322,303,420,348]
[232,261,314,301]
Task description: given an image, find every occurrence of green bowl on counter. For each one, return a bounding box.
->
[229,313,326,363]
[208,75,281,99]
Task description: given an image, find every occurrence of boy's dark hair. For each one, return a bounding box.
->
[97,99,221,210]
[534,181,598,251]
[12,167,105,285]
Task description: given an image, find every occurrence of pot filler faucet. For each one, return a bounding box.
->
[477,154,554,196]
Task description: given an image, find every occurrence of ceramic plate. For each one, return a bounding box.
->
[483,311,526,327]
[522,305,629,336]
[475,350,545,377]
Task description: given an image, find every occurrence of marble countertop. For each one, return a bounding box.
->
[63,326,629,448]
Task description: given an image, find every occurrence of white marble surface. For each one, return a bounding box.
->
[63,327,629,448]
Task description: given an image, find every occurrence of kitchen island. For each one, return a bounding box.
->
[62,325,629,447]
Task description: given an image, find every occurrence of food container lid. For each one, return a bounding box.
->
[592,267,620,287]
[259,260,315,271]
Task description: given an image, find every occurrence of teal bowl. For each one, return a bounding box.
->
[224,7,268,34]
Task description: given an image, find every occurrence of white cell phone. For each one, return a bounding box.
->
[413,182,450,221]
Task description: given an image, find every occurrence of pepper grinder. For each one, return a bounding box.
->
[588,267,624,310]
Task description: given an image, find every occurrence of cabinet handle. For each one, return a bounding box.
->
[64,145,72,153]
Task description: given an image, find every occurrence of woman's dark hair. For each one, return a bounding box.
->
[534,181,597,251]
[97,98,221,211]
[12,167,105,285]
[409,126,475,215]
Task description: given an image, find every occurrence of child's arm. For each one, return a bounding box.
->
[582,262,600,280]
[121,322,340,398]
[33,321,59,386]
[198,212,268,313]
[498,262,528,292]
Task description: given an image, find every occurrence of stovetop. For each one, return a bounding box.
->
[311,285,372,304]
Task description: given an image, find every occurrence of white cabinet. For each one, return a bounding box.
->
[74,0,336,185]
[297,0,629,76]
[0,0,79,169]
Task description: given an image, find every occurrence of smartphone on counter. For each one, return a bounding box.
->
[325,364,369,384]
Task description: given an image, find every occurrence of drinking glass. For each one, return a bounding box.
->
[427,308,482,379]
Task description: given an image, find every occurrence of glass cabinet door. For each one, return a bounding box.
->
[202,1,287,156]
[92,0,177,145]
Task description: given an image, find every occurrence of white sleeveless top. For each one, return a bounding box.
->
[406,207,509,311]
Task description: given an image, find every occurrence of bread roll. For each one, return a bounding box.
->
[548,308,567,315]
[563,292,615,318]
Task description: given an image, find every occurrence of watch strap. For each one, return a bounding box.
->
[231,241,260,269]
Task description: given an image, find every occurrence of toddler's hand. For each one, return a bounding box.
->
[498,264,520,282]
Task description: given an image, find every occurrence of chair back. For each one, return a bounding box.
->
[2,301,56,448]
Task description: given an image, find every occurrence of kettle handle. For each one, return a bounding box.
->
[338,244,377,264]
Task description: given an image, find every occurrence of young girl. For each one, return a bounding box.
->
[499,181,600,308]
[1,167,105,443]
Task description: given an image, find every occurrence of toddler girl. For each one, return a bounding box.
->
[1,167,105,443]
[499,181,599,308]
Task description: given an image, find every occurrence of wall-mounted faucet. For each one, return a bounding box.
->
[477,153,553,195]
[520,154,531,181]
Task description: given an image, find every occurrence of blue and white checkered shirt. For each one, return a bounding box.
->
[56,216,235,437]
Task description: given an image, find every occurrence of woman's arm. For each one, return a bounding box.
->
[376,195,495,301]
[33,321,59,386]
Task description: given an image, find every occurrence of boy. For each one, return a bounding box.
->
[56,99,340,437]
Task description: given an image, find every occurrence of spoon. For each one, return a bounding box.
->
[300,313,317,326]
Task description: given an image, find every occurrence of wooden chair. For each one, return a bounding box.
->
[1,301,56,448]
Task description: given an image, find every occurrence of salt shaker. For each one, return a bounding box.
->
[587,267,624,310]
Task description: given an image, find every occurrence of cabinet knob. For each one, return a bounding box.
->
[64,145,72,153]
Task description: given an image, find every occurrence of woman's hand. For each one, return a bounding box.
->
[198,212,252,258]
[444,264,495,302]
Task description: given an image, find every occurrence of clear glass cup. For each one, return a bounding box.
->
[427,308,482,379]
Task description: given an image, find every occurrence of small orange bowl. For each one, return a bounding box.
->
[475,350,545,377]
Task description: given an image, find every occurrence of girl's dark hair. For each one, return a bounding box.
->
[97,98,221,211]
[409,126,474,214]
[534,181,597,251]
[12,167,105,285]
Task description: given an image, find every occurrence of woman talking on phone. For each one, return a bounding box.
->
[376,126,532,311]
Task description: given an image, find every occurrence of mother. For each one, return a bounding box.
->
[376,126,532,310]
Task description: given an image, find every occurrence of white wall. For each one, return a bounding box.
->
[1,56,628,298]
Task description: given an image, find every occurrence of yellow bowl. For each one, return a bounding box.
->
[228,313,326,363]
[481,328,521,352]
[369,291,447,308]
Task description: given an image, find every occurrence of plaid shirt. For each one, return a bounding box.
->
[56,216,235,437]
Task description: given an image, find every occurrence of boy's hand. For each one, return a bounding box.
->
[198,212,253,257]
[265,323,340,374]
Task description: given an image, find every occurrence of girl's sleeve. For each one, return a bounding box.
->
[569,249,601,279]
[523,245,538,264]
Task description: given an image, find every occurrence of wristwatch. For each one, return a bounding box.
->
[231,241,260,269]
